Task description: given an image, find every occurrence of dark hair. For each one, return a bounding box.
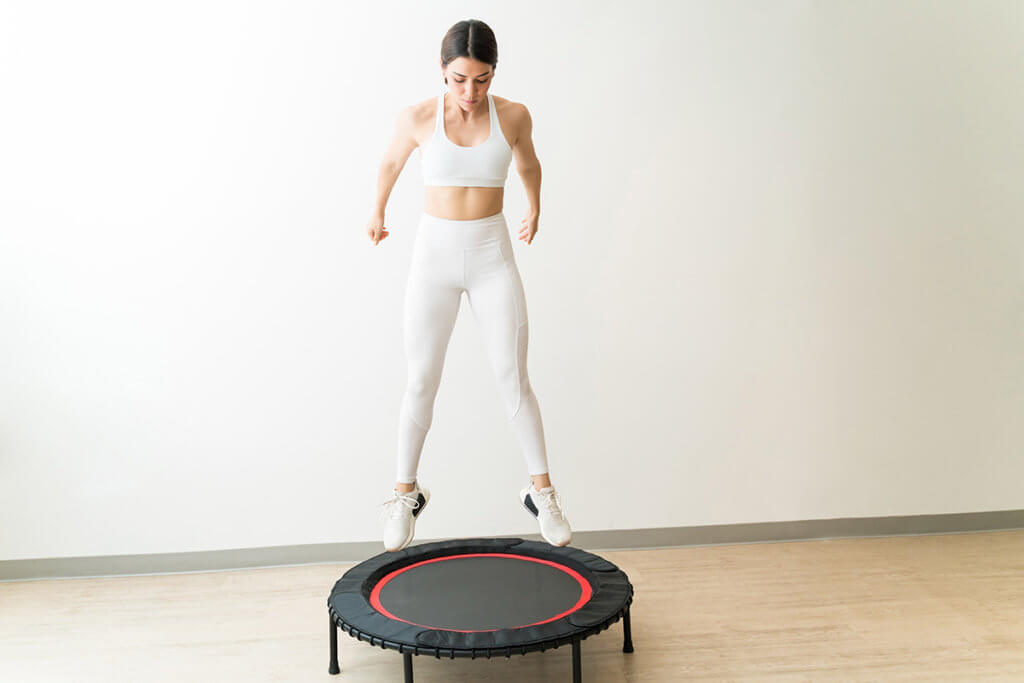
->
[440,19,498,72]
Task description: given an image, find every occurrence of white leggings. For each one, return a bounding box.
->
[396,210,549,484]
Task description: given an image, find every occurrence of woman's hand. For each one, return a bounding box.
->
[518,211,539,245]
[366,214,389,245]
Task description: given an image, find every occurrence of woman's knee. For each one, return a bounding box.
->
[406,373,439,399]
[402,371,442,427]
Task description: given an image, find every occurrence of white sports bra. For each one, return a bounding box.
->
[421,91,513,188]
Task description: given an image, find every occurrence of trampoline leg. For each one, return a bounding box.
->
[623,607,634,653]
[403,651,414,682]
[572,639,582,683]
[328,613,340,675]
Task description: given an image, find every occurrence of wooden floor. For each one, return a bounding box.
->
[2,530,1023,681]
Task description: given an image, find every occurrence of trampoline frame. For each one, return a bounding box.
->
[327,537,635,682]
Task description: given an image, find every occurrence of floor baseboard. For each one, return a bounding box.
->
[3,508,1023,582]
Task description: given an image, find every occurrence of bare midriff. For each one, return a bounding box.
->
[424,186,504,221]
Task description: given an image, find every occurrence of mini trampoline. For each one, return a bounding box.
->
[327,537,635,682]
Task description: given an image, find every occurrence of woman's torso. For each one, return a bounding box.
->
[416,92,515,220]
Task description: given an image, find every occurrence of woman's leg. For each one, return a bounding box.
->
[396,243,462,489]
[465,237,550,479]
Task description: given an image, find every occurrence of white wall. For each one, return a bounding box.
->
[1,0,1022,561]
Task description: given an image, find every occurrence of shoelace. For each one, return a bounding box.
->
[535,488,567,520]
[379,491,421,521]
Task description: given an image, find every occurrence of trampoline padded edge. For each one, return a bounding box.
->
[328,537,634,654]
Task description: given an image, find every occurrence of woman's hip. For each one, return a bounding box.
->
[414,210,510,250]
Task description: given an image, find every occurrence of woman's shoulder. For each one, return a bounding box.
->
[491,95,530,145]
[405,94,441,120]
[491,94,527,115]
[395,96,442,146]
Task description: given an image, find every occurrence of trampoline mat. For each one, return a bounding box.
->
[370,552,593,632]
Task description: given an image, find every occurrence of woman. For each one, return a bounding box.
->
[365,19,571,552]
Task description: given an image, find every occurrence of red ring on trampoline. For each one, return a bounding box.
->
[368,552,593,633]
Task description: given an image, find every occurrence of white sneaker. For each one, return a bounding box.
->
[380,481,430,552]
[520,482,572,547]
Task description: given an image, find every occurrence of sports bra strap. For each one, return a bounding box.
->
[434,93,445,134]
[486,93,497,132]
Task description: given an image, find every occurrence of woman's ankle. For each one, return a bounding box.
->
[530,473,552,490]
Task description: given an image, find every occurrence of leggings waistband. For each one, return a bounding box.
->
[416,211,509,249]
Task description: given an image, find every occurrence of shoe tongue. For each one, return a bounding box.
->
[534,485,554,494]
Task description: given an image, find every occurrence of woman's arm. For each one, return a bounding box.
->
[366,106,419,244]
[512,104,542,216]
[512,103,542,243]
[373,105,419,218]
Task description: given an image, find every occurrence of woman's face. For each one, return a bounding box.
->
[443,57,493,110]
